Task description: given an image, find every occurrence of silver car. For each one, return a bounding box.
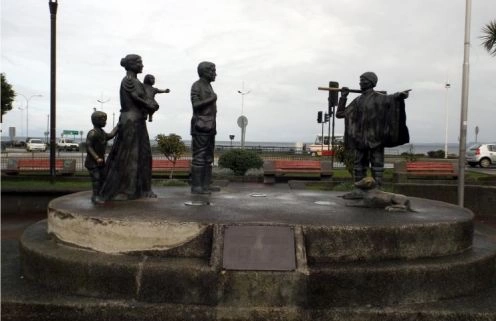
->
[466,143,496,168]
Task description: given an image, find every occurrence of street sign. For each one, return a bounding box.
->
[237,116,248,148]
[237,115,248,128]
[63,130,79,136]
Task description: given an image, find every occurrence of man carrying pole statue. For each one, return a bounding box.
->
[319,72,410,199]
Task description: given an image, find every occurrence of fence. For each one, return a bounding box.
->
[1,148,346,173]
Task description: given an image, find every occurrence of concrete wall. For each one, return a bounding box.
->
[394,184,496,218]
[2,191,71,217]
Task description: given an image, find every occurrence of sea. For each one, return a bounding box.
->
[1,135,465,156]
[213,141,463,156]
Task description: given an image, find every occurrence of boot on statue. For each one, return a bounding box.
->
[203,165,221,192]
[191,165,211,195]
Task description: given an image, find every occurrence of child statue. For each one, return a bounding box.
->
[85,111,118,204]
[143,74,170,122]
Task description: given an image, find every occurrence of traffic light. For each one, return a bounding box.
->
[317,111,323,123]
[324,113,330,123]
[328,81,339,107]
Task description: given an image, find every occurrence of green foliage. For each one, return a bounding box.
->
[218,149,264,176]
[155,133,187,179]
[1,73,16,121]
[481,20,496,56]
[401,144,418,162]
[427,149,445,158]
[334,144,354,176]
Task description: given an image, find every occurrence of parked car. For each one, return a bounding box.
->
[3,140,26,148]
[466,143,496,168]
[26,139,47,152]
[57,138,80,151]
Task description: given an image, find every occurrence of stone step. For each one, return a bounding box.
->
[20,221,496,307]
[3,241,496,321]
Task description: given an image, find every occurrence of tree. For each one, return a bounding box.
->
[481,20,496,56]
[1,73,16,122]
[334,144,354,176]
[155,134,187,179]
[401,144,418,162]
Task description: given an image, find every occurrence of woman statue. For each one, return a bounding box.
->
[100,54,157,201]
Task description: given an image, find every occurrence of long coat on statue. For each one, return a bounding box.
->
[337,90,409,151]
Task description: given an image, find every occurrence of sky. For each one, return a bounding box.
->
[1,0,495,145]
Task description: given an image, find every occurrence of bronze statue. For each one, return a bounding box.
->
[190,61,219,194]
[85,111,117,204]
[346,177,412,211]
[99,54,157,201]
[336,71,409,194]
[143,74,170,122]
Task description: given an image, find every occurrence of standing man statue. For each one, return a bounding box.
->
[190,61,219,194]
[336,72,410,195]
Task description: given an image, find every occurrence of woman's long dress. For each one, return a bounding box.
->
[100,75,154,200]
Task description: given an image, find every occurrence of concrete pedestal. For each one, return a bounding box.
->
[3,186,496,320]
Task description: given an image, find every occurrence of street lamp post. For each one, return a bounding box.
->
[237,83,251,149]
[97,93,110,111]
[18,107,25,138]
[49,0,58,181]
[444,83,450,159]
[237,89,251,115]
[18,93,42,138]
[457,0,472,207]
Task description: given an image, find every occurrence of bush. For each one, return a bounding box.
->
[218,149,264,176]
[427,149,445,158]
[401,144,418,162]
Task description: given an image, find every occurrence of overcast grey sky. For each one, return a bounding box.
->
[1,0,495,144]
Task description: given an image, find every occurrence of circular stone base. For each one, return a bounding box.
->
[20,220,496,307]
[46,187,474,261]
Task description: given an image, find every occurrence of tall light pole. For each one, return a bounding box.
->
[237,82,251,115]
[18,93,42,138]
[45,114,50,143]
[237,82,251,148]
[49,0,58,181]
[18,107,25,138]
[444,83,450,159]
[97,93,110,110]
[457,0,472,207]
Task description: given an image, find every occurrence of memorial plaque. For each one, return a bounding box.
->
[222,225,296,271]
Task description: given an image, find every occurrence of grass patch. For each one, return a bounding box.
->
[332,182,354,191]
[153,179,189,187]
[465,170,494,181]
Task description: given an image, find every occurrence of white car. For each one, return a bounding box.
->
[26,139,47,152]
[466,143,496,168]
[57,138,80,151]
